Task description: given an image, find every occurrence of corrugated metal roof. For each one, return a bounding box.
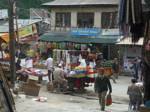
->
[42,0,119,6]
[0,19,49,33]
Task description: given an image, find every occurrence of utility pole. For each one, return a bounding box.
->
[8,0,16,87]
[14,1,19,43]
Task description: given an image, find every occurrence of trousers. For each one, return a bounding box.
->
[113,73,119,79]
[98,91,107,110]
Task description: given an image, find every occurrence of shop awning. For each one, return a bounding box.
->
[38,34,118,44]
[116,37,144,45]
[91,38,118,44]
[38,35,69,42]
[0,33,16,42]
[65,36,93,44]
[0,33,10,42]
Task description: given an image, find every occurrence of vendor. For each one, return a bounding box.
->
[1,42,7,51]
[0,47,6,60]
[18,50,27,59]
[53,64,68,91]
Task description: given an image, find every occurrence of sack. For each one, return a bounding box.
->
[106,94,112,106]
[46,82,53,91]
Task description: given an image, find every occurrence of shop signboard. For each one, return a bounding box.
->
[18,24,37,38]
[102,29,119,35]
[124,59,133,70]
[71,28,99,36]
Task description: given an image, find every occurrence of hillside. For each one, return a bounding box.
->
[0,0,54,18]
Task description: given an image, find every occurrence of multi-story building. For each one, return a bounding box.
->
[42,0,120,60]
[43,0,119,30]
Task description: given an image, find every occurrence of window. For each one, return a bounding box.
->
[77,12,94,28]
[101,12,118,28]
[56,13,71,27]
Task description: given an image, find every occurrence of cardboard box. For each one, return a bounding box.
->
[27,75,39,85]
[20,82,40,96]
[140,106,150,112]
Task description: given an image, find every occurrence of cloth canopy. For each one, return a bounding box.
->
[0,33,10,42]
[38,34,118,44]
[0,33,16,42]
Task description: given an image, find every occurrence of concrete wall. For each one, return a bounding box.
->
[50,7,118,30]
[121,45,142,59]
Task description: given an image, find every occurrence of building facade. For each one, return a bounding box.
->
[43,0,119,31]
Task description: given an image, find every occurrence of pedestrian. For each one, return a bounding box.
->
[15,47,20,58]
[18,50,27,59]
[132,57,138,80]
[45,56,53,81]
[136,57,142,82]
[94,68,112,111]
[111,58,119,79]
[53,64,68,91]
[127,78,142,110]
[0,47,6,61]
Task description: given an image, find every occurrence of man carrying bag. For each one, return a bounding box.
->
[94,68,112,111]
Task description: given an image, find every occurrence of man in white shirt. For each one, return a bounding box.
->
[45,56,53,81]
[0,48,6,60]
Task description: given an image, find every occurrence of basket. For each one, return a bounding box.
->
[46,82,53,91]
[140,106,150,112]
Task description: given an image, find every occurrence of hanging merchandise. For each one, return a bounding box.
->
[38,41,42,54]
[53,42,57,49]
[142,13,150,101]
[65,43,69,50]
[41,42,45,53]
[118,0,144,43]
[59,43,62,50]
[62,42,65,50]
[53,49,57,66]
[81,44,84,50]
[80,59,86,67]
[75,44,78,50]
[56,50,61,63]
[69,43,73,50]
[73,43,75,50]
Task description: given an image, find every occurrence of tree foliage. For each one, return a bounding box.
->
[0,0,54,18]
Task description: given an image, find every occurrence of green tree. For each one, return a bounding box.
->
[0,0,54,18]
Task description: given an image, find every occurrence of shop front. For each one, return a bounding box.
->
[116,37,143,74]
[35,29,118,91]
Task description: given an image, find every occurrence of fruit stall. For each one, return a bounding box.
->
[96,60,114,76]
[66,65,98,92]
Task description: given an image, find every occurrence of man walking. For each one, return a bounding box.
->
[127,78,142,110]
[94,68,112,111]
[111,58,119,79]
[132,57,138,80]
[46,56,53,81]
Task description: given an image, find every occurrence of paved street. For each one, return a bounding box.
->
[15,75,138,112]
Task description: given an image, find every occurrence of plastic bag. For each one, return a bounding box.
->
[106,94,112,106]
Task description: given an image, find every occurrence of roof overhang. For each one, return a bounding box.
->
[116,37,144,45]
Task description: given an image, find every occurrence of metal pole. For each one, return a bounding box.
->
[118,45,121,66]
[8,0,16,86]
[108,45,110,60]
